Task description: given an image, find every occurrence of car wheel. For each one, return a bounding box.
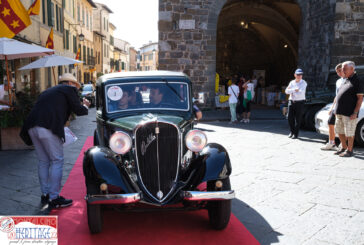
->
[207,177,232,230]
[86,180,103,234]
[355,120,364,147]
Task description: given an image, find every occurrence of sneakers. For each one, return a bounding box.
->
[339,150,353,157]
[41,194,49,205]
[320,143,337,151]
[240,119,250,123]
[49,196,73,208]
[288,133,294,138]
[240,119,245,123]
[334,148,347,155]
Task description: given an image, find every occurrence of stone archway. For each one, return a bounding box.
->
[158,0,336,107]
[216,0,301,88]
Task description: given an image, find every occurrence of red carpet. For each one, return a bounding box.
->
[51,137,259,245]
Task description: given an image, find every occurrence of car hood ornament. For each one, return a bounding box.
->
[157,190,163,200]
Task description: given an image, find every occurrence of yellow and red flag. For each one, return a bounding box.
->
[0,0,32,38]
[28,0,40,16]
[45,28,54,49]
[75,47,81,60]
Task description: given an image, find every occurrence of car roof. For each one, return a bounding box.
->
[98,71,189,84]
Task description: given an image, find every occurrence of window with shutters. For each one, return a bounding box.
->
[73,36,77,53]
[83,46,86,63]
[47,0,54,27]
[56,5,59,31]
[65,30,69,50]
[59,6,63,32]
[77,4,80,22]
[82,7,85,25]
[87,47,90,64]
[42,0,46,24]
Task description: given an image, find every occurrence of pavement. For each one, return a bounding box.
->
[1,105,364,244]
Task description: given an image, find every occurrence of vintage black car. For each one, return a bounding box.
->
[83,71,235,233]
[80,84,96,107]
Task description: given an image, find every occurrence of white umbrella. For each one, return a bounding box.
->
[19,54,83,70]
[0,37,54,60]
[0,37,54,105]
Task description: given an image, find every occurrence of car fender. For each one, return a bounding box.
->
[83,146,130,192]
[200,143,232,182]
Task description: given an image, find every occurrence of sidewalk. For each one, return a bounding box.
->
[201,104,284,122]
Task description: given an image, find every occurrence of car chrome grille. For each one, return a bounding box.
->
[135,121,179,202]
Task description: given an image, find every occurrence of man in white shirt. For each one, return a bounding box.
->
[228,79,240,123]
[321,63,345,150]
[285,69,307,139]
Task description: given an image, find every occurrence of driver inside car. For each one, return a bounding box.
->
[117,90,130,110]
[149,86,167,106]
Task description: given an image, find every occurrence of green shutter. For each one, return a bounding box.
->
[42,0,46,24]
[47,0,52,26]
[66,30,69,50]
[56,5,59,30]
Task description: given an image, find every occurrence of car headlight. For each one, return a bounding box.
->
[185,130,207,152]
[109,131,132,155]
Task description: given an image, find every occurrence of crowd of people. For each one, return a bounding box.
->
[227,75,259,124]
[285,62,363,157]
[319,61,363,157]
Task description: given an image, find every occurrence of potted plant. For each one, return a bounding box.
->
[0,88,37,150]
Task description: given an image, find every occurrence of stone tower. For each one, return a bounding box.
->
[158,0,364,106]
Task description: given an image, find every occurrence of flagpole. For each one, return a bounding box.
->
[5,56,12,105]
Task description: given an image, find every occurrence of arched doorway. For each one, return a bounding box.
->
[216,0,301,89]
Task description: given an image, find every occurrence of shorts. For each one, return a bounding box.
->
[242,100,251,113]
[335,114,358,137]
[328,112,336,125]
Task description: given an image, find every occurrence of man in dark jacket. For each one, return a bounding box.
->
[20,73,90,208]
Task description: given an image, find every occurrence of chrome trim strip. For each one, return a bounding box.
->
[182,190,235,201]
[134,118,181,203]
[85,193,141,205]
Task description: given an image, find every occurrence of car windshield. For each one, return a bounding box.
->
[105,81,190,113]
[83,85,93,91]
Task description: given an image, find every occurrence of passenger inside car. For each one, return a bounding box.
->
[128,87,143,108]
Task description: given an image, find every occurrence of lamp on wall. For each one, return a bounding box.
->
[79,32,85,41]
[69,23,85,41]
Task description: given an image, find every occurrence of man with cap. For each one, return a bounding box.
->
[285,68,307,139]
[20,73,90,209]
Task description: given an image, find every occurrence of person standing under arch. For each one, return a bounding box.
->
[285,69,307,139]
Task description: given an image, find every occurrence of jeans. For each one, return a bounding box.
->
[229,103,237,122]
[28,127,64,200]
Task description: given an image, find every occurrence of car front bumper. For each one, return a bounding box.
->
[85,190,236,205]
[182,190,235,201]
[86,193,141,205]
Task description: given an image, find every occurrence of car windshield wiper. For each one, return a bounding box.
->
[163,79,184,101]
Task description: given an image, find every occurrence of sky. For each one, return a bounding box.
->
[100,0,159,49]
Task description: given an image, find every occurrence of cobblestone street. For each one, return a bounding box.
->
[1,108,363,244]
[197,119,364,244]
